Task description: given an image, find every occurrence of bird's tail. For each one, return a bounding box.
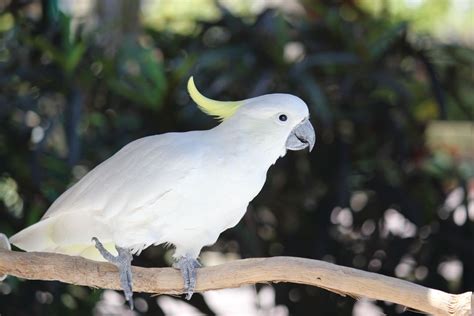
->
[9,213,116,261]
[0,233,11,280]
[10,217,56,252]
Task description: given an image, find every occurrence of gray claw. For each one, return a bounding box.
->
[92,237,134,309]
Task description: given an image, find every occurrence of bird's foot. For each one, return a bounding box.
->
[92,237,134,309]
[174,255,201,300]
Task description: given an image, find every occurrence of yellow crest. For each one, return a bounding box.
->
[187,77,243,121]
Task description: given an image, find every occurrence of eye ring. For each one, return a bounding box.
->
[278,114,288,122]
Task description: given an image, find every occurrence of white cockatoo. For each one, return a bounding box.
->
[10,77,315,308]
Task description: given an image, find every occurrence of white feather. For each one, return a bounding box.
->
[10,93,310,261]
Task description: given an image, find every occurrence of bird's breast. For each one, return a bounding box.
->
[145,158,269,247]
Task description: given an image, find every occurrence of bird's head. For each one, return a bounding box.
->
[188,77,316,153]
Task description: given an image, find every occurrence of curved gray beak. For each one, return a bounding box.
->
[285,118,316,152]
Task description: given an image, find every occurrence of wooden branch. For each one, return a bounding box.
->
[0,249,472,315]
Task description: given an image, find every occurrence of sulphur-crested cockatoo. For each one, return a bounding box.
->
[10,77,315,307]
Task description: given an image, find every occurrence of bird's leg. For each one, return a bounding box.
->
[174,255,201,300]
[92,237,134,309]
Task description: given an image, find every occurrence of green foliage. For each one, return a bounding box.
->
[104,42,167,109]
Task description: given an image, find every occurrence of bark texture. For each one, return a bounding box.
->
[0,250,471,315]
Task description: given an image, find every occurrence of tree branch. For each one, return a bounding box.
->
[0,249,472,315]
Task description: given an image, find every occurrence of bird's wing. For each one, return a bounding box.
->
[42,131,205,221]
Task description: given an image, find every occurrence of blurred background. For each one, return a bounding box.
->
[0,0,473,315]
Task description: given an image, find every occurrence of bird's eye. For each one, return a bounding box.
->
[278,114,288,122]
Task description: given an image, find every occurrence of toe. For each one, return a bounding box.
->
[181,265,190,289]
[177,256,200,300]
[184,262,197,300]
[121,274,134,309]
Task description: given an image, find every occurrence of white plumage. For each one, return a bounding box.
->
[10,83,314,269]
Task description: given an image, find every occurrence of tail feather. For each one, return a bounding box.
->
[10,212,115,262]
[10,218,56,252]
[0,233,11,280]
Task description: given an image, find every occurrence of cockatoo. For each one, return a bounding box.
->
[10,77,315,308]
